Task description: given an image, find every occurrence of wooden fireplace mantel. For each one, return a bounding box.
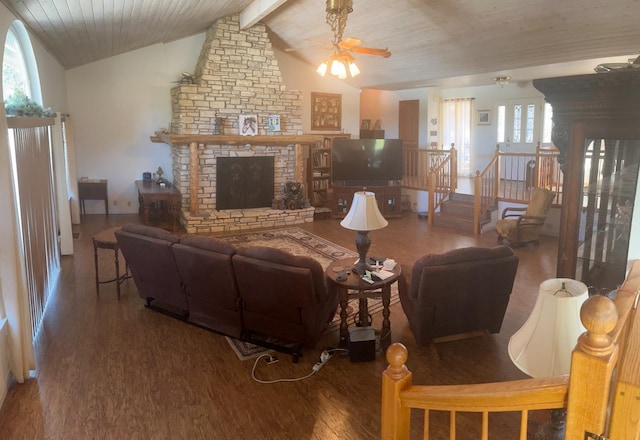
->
[150,131,341,147]
[150,130,348,214]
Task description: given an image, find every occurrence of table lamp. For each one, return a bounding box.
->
[340,191,388,275]
[508,278,589,440]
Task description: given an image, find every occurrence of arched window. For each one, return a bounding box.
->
[2,21,41,103]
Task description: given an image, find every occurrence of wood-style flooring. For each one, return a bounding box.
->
[0,213,558,439]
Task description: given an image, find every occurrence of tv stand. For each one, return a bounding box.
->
[333,185,402,219]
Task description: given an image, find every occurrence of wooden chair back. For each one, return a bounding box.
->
[381,260,640,439]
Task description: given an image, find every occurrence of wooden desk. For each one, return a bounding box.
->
[78,179,108,215]
[135,180,180,231]
[325,258,401,350]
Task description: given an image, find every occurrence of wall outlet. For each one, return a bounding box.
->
[127,201,131,207]
[113,200,118,206]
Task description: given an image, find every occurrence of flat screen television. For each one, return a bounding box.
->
[331,138,403,185]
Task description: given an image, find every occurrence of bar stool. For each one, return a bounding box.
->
[92,226,131,299]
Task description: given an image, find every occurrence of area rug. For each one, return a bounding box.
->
[216,227,400,359]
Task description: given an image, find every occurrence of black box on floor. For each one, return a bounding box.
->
[348,326,376,362]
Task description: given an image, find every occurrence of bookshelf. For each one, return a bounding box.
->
[307,135,350,207]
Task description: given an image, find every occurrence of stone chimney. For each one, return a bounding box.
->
[170,15,303,136]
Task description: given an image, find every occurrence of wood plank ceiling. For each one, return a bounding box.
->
[2,0,640,90]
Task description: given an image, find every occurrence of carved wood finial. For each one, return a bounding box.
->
[385,342,410,380]
[577,295,618,357]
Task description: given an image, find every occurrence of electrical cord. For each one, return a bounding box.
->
[251,348,349,384]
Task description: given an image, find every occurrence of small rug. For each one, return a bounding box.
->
[216,227,400,359]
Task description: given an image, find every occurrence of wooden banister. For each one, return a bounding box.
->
[381,260,640,439]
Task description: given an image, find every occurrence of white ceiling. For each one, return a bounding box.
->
[2,0,639,90]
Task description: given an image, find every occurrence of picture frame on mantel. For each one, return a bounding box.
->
[311,92,341,131]
[267,114,281,132]
[239,114,257,135]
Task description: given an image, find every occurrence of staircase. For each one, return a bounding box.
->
[432,193,495,233]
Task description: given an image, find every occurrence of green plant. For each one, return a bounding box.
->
[4,91,56,117]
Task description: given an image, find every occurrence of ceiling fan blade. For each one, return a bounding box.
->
[338,37,362,49]
[350,46,391,58]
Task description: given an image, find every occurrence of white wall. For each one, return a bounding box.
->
[66,34,205,214]
[274,48,361,136]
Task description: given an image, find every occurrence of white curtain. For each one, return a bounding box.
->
[62,115,80,225]
[442,98,473,176]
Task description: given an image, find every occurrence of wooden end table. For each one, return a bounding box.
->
[135,180,180,232]
[92,227,131,300]
[325,257,401,351]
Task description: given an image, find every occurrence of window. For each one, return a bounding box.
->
[542,102,553,144]
[501,98,543,150]
[2,21,41,103]
[497,105,506,143]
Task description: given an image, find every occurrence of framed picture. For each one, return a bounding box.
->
[267,115,281,132]
[361,119,371,130]
[239,114,258,135]
[311,92,341,131]
[477,110,491,125]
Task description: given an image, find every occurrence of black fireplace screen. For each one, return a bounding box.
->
[216,157,274,210]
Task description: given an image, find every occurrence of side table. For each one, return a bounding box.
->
[325,257,401,351]
[135,180,180,232]
[78,179,108,215]
[92,227,131,299]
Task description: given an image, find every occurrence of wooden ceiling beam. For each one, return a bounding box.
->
[239,0,288,29]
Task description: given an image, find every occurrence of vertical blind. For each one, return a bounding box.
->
[9,122,60,339]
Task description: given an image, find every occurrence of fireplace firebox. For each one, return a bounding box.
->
[216,157,274,210]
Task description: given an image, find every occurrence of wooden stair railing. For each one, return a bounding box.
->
[472,145,500,234]
[427,147,457,226]
[381,260,640,440]
[471,143,562,234]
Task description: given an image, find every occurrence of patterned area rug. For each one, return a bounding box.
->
[217,227,400,359]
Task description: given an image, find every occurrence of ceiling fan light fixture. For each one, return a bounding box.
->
[349,61,360,77]
[494,76,511,87]
[316,61,328,77]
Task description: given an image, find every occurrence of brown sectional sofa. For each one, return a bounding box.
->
[115,224,338,354]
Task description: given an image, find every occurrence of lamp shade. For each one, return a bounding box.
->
[508,278,589,378]
[340,191,388,231]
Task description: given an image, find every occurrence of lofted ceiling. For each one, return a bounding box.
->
[2,0,640,90]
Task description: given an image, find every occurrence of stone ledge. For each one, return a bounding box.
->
[181,207,315,234]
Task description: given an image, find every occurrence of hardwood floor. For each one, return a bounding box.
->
[0,213,558,439]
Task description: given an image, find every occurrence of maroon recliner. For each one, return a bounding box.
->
[231,246,338,350]
[172,234,241,338]
[115,224,186,314]
[399,246,519,345]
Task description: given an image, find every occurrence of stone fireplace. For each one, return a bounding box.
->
[165,14,315,233]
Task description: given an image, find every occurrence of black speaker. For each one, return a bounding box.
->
[348,326,376,362]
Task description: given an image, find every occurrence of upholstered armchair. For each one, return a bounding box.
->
[231,246,339,350]
[496,187,555,247]
[399,246,519,346]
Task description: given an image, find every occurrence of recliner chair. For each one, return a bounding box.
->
[231,246,339,351]
[399,246,519,346]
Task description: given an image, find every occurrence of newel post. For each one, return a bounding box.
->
[381,343,412,440]
[564,295,618,439]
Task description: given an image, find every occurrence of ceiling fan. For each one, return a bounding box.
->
[337,37,391,59]
[316,0,391,79]
[594,54,640,73]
